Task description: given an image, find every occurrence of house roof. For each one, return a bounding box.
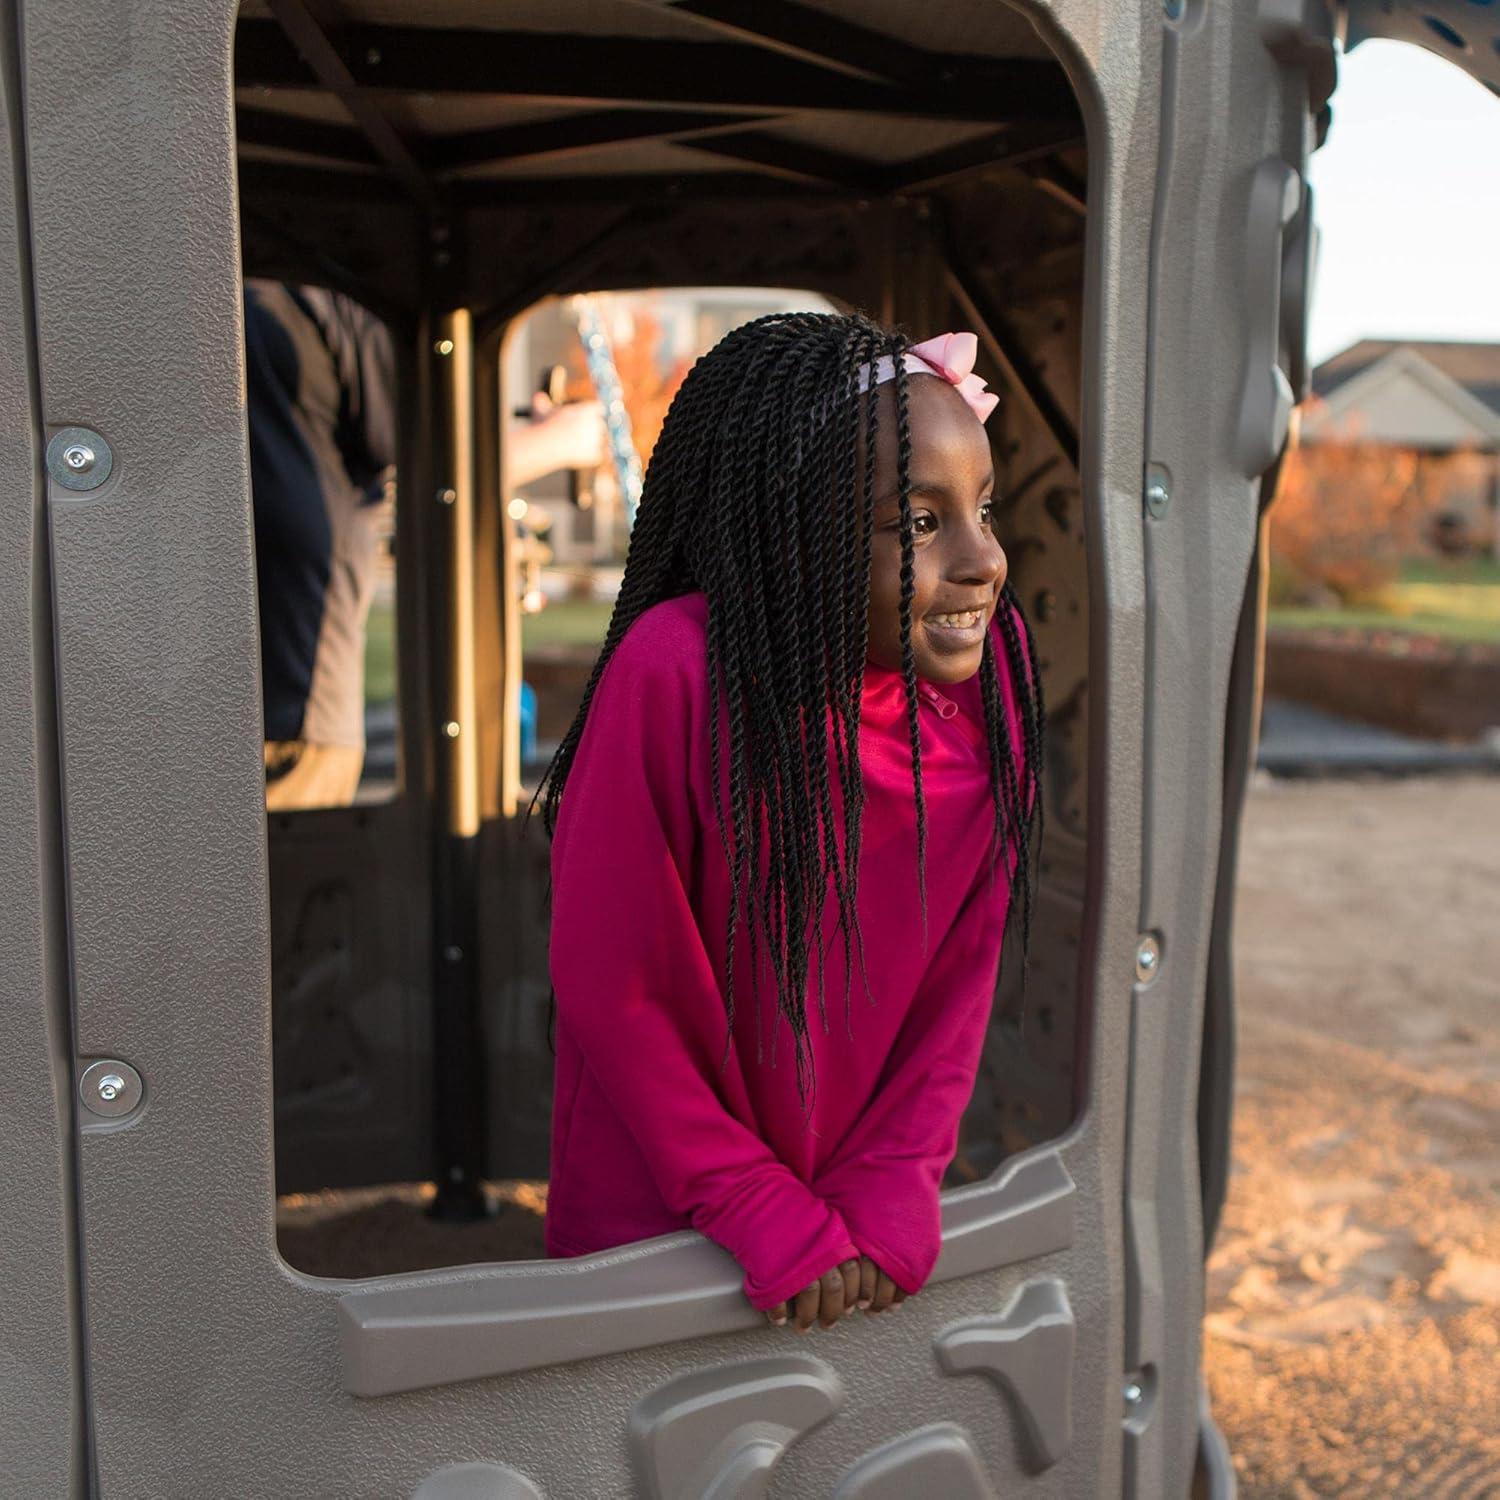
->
[1302,343,1500,449]
[1313,340,1500,417]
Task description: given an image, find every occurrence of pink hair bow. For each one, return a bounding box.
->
[860,331,999,424]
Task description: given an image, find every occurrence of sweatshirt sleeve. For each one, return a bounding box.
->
[811,865,1010,1295]
[548,617,858,1310]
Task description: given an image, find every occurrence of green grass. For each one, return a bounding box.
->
[1268,553,1500,646]
[521,598,615,651]
[1267,605,1500,646]
[365,596,397,706]
[1398,556,1500,587]
[361,595,613,714]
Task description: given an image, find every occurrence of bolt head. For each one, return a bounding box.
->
[63,443,95,473]
[1135,935,1162,984]
[97,1074,124,1101]
[1145,480,1169,517]
[1124,1380,1144,1407]
[434,338,455,356]
[437,487,457,506]
[443,721,461,739]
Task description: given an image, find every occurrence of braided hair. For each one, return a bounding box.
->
[538,311,1044,1100]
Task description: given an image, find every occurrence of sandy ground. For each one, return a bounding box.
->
[1205,775,1500,1499]
[278,775,1500,1494]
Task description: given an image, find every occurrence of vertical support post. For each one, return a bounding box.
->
[430,307,489,1220]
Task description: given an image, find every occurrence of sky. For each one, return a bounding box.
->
[1307,39,1500,364]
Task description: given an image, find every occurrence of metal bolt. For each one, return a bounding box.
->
[1144,476,1170,519]
[436,486,457,506]
[78,1058,143,1120]
[442,721,461,739]
[443,945,463,963]
[46,427,114,492]
[1124,1379,1144,1410]
[1135,934,1162,984]
[434,338,455,356]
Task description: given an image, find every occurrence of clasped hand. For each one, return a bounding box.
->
[761,1255,908,1332]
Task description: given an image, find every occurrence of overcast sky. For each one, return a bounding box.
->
[1307,39,1500,364]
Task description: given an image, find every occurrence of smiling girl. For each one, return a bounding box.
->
[538,312,1044,1334]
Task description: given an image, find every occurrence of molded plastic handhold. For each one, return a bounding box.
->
[411,1462,544,1500]
[831,1424,997,1500]
[935,1278,1076,1472]
[337,1148,1075,1397]
[1233,159,1301,479]
[1258,0,1338,112]
[629,1355,843,1500]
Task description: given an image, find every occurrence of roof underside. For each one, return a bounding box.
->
[234,0,1084,212]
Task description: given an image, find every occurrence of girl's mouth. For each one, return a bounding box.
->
[923,608,988,650]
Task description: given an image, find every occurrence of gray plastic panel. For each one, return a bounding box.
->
[629,1355,843,1500]
[935,1278,1076,1472]
[831,1424,997,1500]
[0,4,84,1490]
[18,0,1215,1491]
[1126,0,1322,1485]
[411,1463,545,1500]
[339,1149,1074,1396]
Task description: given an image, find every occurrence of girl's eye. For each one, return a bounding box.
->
[910,512,938,537]
[979,500,996,530]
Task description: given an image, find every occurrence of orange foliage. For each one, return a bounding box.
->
[1269,437,1428,603]
[565,305,691,470]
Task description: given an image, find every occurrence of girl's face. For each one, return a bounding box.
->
[865,375,1007,685]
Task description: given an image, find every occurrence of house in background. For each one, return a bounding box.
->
[1302,340,1500,558]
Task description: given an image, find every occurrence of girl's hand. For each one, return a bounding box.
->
[763,1258,861,1332]
[856,1254,908,1315]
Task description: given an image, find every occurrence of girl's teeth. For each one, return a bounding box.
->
[932,611,981,627]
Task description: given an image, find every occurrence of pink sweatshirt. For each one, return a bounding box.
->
[545,592,1026,1310]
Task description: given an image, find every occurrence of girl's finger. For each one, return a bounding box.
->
[839,1259,860,1317]
[857,1256,877,1311]
[793,1282,820,1334]
[872,1271,899,1314]
[765,1300,788,1328]
[892,1286,909,1307]
[818,1265,846,1329]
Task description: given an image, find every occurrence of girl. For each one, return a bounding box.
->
[538,312,1044,1334]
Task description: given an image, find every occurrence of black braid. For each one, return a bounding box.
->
[537,312,1046,1097]
[890,338,929,946]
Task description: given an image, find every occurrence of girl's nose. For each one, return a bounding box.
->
[950,527,1007,589]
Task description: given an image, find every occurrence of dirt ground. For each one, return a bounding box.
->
[1205,774,1500,1499]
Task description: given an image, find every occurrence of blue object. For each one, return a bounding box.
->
[520,680,538,763]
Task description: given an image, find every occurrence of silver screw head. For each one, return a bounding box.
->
[1135,934,1162,984]
[442,721,461,739]
[46,427,114,491]
[1145,479,1169,517]
[434,338,455,356]
[437,487,457,506]
[78,1059,144,1120]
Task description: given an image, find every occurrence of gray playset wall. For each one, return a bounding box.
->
[0,9,84,1491]
[2,0,1332,1492]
